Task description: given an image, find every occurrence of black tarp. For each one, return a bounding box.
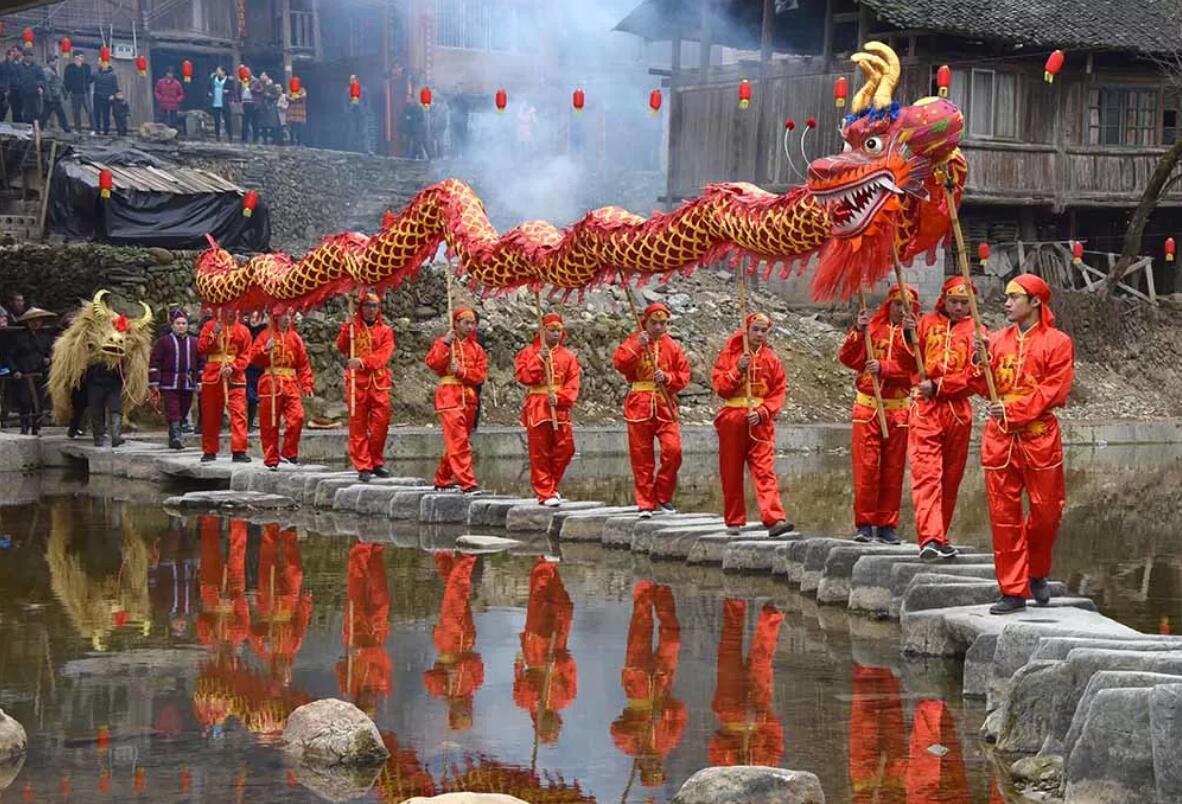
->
[46,143,270,251]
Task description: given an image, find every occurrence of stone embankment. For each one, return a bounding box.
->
[24,430,1181,803]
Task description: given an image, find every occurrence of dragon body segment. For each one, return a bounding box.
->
[195,43,965,309]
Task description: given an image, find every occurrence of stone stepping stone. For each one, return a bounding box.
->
[631,518,725,553]
[389,487,449,520]
[545,505,636,538]
[164,490,297,511]
[816,544,929,605]
[420,492,476,523]
[849,552,993,616]
[560,511,643,543]
[901,573,1069,615]
[602,513,718,548]
[647,523,763,560]
[720,538,790,572]
[466,497,537,528]
[504,500,606,533]
[688,532,774,565]
[456,534,523,553]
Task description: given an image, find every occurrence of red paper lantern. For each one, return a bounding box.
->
[784,118,796,130]
[1044,50,1065,83]
[59,37,72,56]
[1166,237,1176,263]
[738,79,752,109]
[349,78,362,104]
[495,88,507,112]
[238,64,251,86]
[181,60,193,83]
[1072,240,1084,264]
[242,191,259,218]
[98,169,113,200]
[419,86,432,110]
[135,55,147,76]
[21,28,32,49]
[936,65,952,97]
[289,75,301,94]
[99,46,110,67]
[572,87,584,111]
[833,76,848,108]
[977,242,990,265]
[648,88,661,114]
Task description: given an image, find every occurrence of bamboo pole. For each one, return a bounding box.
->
[943,183,999,403]
[347,296,356,415]
[220,324,230,404]
[269,319,278,429]
[533,290,559,431]
[736,267,753,412]
[856,287,891,434]
[444,262,459,363]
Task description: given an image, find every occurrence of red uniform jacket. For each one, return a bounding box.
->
[514,343,580,427]
[979,320,1074,470]
[425,336,487,412]
[336,316,395,391]
[198,320,253,385]
[712,340,787,431]
[249,327,315,396]
[916,313,982,402]
[838,321,916,399]
[612,333,690,422]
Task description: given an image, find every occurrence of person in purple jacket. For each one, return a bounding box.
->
[149,309,204,449]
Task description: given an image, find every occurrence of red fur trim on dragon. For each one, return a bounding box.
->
[195,42,965,309]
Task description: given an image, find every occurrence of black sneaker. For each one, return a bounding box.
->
[638,509,653,519]
[282,456,301,466]
[200,453,216,463]
[768,521,795,538]
[1029,577,1051,606]
[231,452,251,463]
[266,463,279,471]
[919,540,941,562]
[359,470,373,483]
[989,596,1027,615]
[853,525,873,543]
[875,526,900,545]
[725,526,742,535]
[658,502,677,514]
[433,483,458,491]
[461,485,484,496]
[934,543,959,560]
[372,466,391,479]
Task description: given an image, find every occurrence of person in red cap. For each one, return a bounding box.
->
[837,285,918,545]
[425,307,488,492]
[910,277,987,562]
[975,274,1074,614]
[337,290,395,482]
[197,308,253,463]
[612,302,690,516]
[711,312,794,537]
[249,310,314,470]
[514,313,581,505]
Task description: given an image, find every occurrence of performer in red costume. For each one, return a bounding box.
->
[711,313,794,537]
[249,524,312,684]
[250,310,314,470]
[513,557,577,744]
[423,553,484,730]
[197,308,253,462]
[337,543,391,714]
[906,700,970,802]
[196,516,250,651]
[911,277,986,562]
[425,308,488,493]
[612,302,690,516]
[514,314,581,506]
[848,663,906,802]
[708,599,784,766]
[976,274,1073,614]
[611,581,686,788]
[837,285,918,544]
[337,290,395,482]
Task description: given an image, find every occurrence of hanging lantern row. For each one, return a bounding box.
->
[936,65,952,97]
[833,76,847,108]
[1166,237,1176,262]
[412,85,672,114]
[978,242,990,266]
[182,59,193,83]
[242,190,259,218]
[1071,241,1084,264]
[1044,50,1065,83]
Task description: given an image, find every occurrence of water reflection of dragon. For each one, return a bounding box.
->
[195,42,965,309]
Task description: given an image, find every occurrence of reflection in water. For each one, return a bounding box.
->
[906,700,969,803]
[514,558,578,747]
[849,664,906,802]
[612,581,685,793]
[149,517,198,640]
[709,599,785,768]
[423,553,485,732]
[251,524,313,685]
[339,543,392,711]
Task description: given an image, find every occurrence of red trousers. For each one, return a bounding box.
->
[434,404,478,489]
[527,424,574,501]
[906,700,969,803]
[347,384,392,472]
[850,407,909,528]
[908,400,972,545]
[626,418,682,510]
[200,380,248,456]
[983,426,1066,597]
[715,410,785,527]
[259,389,304,466]
[848,664,906,803]
[708,599,784,766]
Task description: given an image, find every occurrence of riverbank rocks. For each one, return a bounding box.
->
[672,766,825,804]
[0,710,26,761]
[282,699,389,766]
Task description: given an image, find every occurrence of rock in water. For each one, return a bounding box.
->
[402,795,530,804]
[282,699,389,766]
[0,709,26,761]
[673,766,826,804]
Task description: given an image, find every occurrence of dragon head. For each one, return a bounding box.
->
[92,290,153,358]
[806,42,967,300]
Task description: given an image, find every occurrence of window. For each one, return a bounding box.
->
[436,0,520,51]
[1087,88,1158,146]
[963,69,1017,139]
[1165,94,1181,145]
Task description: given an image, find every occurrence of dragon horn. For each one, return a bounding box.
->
[850,52,885,114]
[799,126,812,176]
[93,289,112,316]
[864,41,900,109]
[132,301,153,329]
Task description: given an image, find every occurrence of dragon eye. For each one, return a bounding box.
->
[863,137,884,154]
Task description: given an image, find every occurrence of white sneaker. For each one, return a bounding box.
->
[542,496,561,507]
[639,509,653,519]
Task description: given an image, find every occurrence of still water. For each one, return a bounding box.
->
[0,442,1177,802]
